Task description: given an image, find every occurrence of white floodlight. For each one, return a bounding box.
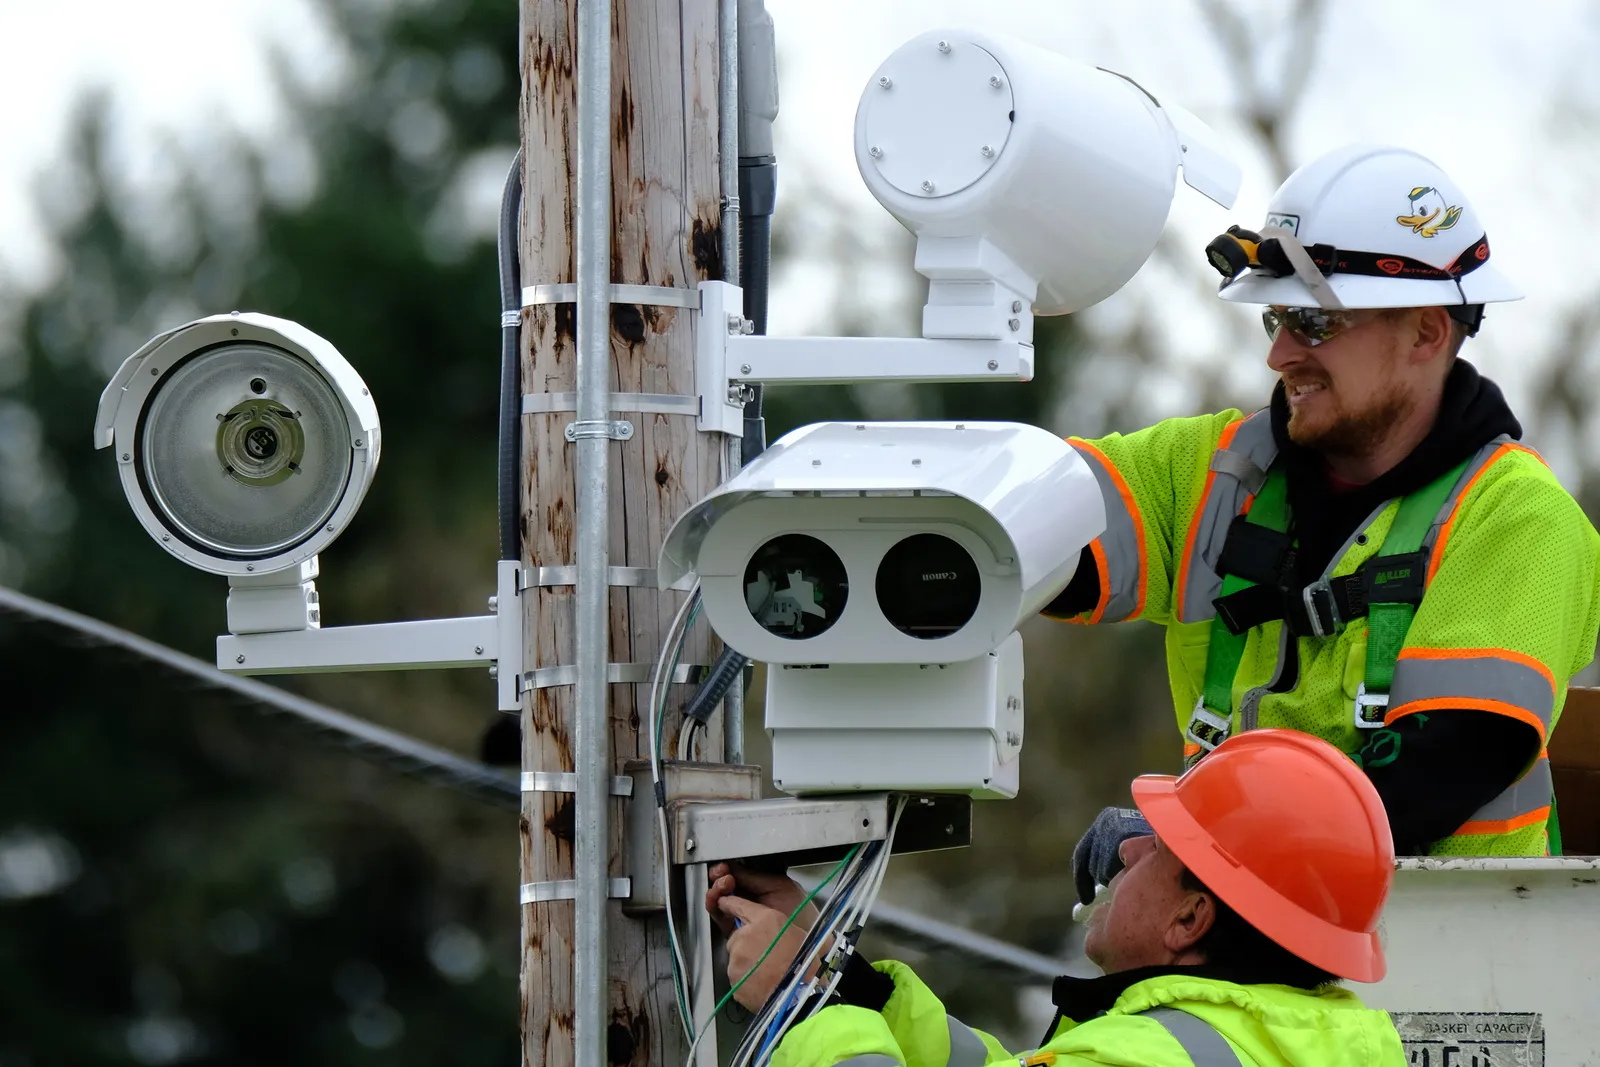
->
[94,312,380,578]
[95,313,522,710]
[660,422,1106,798]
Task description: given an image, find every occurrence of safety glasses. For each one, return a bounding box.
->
[1260,306,1366,347]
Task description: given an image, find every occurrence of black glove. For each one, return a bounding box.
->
[1071,806,1153,906]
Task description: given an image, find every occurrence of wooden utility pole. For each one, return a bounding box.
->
[518,2,725,1066]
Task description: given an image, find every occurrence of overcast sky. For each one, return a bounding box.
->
[4,0,1600,472]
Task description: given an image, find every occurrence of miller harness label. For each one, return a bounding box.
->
[1390,1012,1543,1066]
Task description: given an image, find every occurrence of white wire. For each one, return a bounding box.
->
[650,585,702,1041]
[733,798,911,1067]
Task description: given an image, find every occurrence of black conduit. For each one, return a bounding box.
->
[496,149,525,562]
[684,157,778,722]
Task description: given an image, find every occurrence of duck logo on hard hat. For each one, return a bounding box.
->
[1396,186,1462,238]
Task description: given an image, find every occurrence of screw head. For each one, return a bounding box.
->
[121,453,131,461]
[989,75,1003,88]
[868,146,882,159]
[1012,300,1023,313]
[878,76,892,89]
[474,645,485,656]
[151,367,160,376]
[912,458,922,466]
[1008,317,1021,331]
[811,458,822,466]
[236,655,246,664]
[740,363,752,374]
[987,359,999,370]
[245,564,254,572]
[160,534,170,542]
[489,665,499,679]
[685,838,696,852]
[920,180,935,194]
[354,439,363,447]
[980,145,994,158]
[488,595,499,611]
[937,40,951,53]
[326,524,335,533]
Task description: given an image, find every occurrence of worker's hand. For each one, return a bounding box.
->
[716,894,813,1010]
[1072,806,1153,906]
[705,862,816,937]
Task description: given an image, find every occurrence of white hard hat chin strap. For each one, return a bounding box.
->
[1260,226,1345,310]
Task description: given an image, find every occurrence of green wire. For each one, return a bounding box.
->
[687,842,862,1063]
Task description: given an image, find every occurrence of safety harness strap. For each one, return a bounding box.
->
[1192,458,1470,748]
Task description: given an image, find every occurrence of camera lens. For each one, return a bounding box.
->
[876,533,981,639]
[743,534,848,639]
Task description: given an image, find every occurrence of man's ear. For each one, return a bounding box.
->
[1164,891,1218,956]
[1408,306,1454,366]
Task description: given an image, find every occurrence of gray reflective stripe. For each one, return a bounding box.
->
[1178,411,1277,623]
[1138,1008,1244,1067]
[945,1017,988,1067]
[1422,435,1514,552]
[833,1056,903,1067]
[1070,443,1143,623]
[1389,654,1555,735]
[1455,756,1553,832]
[1207,448,1267,494]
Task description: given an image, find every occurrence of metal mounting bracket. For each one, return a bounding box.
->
[520,878,632,904]
[694,280,1035,436]
[565,419,633,442]
[218,560,526,712]
[521,772,635,797]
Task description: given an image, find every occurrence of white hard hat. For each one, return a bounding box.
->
[1215,144,1521,311]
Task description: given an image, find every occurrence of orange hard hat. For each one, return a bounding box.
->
[1130,729,1394,982]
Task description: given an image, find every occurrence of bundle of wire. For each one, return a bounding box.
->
[715,797,909,1067]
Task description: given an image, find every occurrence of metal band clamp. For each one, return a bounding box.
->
[565,420,633,442]
[522,283,701,310]
[520,878,631,904]
[520,565,658,590]
[521,771,635,796]
[519,662,707,693]
[523,391,700,417]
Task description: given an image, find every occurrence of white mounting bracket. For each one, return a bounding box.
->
[695,279,1036,436]
[217,559,525,711]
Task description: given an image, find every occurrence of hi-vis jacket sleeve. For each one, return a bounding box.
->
[772,962,1008,1067]
[1386,444,1600,844]
[1048,411,1245,627]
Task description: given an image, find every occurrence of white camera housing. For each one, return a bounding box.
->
[855,28,1240,334]
[94,312,380,579]
[660,421,1104,665]
[660,421,1105,799]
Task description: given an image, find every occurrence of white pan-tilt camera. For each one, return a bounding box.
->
[660,422,1105,799]
[95,312,380,633]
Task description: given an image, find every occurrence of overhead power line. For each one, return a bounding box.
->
[0,584,1076,983]
[0,584,520,810]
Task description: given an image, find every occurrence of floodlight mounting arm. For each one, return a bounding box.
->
[695,234,1038,434]
[216,559,524,711]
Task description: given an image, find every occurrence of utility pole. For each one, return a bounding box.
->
[518,1,726,1066]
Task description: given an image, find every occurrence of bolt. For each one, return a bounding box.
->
[990,75,1003,89]
[489,665,499,679]
[1011,300,1023,313]
[937,40,951,53]
[236,655,246,664]
[685,838,696,852]
[160,534,170,542]
[361,388,369,396]
[740,318,755,335]
[920,180,935,194]
[811,458,822,466]
[121,453,130,461]
[488,595,499,611]
[878,76,892,89]
[245,565,254,572]
[474,645,485,655]
[868,146,882,159]
[1008,317,1021,331]
[740,363,752,374]
[981,145,994,158]
[987,359,999,370]
[911,458,922,466]
[354,439,363,447]
[151,367,159,376]
[727,313,742,333]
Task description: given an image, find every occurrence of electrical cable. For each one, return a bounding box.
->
[683,843,862,1067]
[649,586,704,1038]
[496,149,525,562]
[0,585,521,809]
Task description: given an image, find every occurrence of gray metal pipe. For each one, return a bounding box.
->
[573,0,614,1062]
